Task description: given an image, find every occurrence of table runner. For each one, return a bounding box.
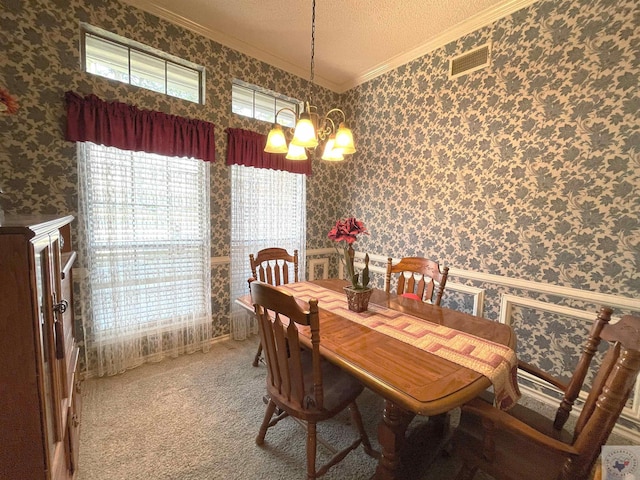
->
[278,282,521,410]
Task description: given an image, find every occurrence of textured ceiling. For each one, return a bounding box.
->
[123,0,537,92]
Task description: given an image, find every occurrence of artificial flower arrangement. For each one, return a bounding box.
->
[0,87,19,115]
[327,217,371,291]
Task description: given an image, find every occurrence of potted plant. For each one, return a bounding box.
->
[328,217,372,312]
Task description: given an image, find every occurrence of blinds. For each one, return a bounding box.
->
[229,164,306,340]
[78,143,212,375]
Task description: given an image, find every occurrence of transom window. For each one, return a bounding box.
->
[81,24,205,104]
[232,80,299,127]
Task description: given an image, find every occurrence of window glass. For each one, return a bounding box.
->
[130,50,166,94]
[231,84,255,117]
[254,92,276,123]
[79,143,210,336]
[85,35,130,83]
[167,63,200,102]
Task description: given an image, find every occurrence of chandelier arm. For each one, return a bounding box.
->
[324,108,347,124]
[317,117,335,142]
[274,107,299,136]
[275,107,298,122]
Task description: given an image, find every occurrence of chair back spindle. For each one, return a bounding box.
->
[385,256,449,305]
[249,248,299,367]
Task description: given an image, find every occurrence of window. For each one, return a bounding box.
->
[232,80,299,127]
[81,24,205,104]
[78,143,211,344]
[229,165,306,340]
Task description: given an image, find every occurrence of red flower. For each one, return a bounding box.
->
[328,217,369,244]
[0,87,19,115]
[328,217,370,289]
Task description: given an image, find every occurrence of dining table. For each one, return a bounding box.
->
[236,278,518,480]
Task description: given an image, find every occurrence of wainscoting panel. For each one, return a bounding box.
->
[499,294,640,443]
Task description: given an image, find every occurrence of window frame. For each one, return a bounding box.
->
[231,79,300,127]
[80,23,206,104]
[79,143,211,338]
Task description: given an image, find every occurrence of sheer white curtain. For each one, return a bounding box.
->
[78,143,212,376]
[230,165,306,340]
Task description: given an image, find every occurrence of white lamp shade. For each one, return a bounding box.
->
[321,137,345,161]
[264,125,288,154]
[286,143,308,160]
[291,116,318,148]
[335,123,356,154]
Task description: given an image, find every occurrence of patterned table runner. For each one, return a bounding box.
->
[278,282,521,410]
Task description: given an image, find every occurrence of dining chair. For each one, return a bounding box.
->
[385,256,449,305]
[249,280,376,479]
[249,247,299,366]
[453,307,640,480]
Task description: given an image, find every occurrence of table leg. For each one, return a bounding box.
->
[372,400,414,480]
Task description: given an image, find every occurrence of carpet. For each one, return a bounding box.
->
[76,338,625,480]
[78,339,469,479]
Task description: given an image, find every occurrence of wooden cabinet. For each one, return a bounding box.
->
[0,215,80,480]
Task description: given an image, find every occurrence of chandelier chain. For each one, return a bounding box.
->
[309,0,316,99]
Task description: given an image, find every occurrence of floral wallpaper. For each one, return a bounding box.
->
[336,0,639,382]
[340,0,638,297]
[1,0,638,427]
[0,0,342,344]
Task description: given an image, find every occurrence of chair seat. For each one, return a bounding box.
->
[475,390,572,443]
[456,394,575,480]
[268,349,365,422]
[455,417,571,480]
[454,310,640,480]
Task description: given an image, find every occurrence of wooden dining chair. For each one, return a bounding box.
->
[453,307,640,480]
[249,280,375,479]
[249,247,299,366]
[385,256,449,305]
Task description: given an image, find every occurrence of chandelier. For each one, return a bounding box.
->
[264,0,356,162]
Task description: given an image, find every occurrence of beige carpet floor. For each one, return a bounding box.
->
[76,338,629,480]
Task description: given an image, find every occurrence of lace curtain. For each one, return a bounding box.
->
[78,143,212,376]
[229,164,306,340]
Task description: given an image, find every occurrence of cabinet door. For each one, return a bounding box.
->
[34,237,64,463]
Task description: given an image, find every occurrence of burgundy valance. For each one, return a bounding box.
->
[226,128,312,176]
[65,91,215,162]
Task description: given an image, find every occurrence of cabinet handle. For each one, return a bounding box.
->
[53,299,68,314]
[71,414,79,428]
[54,321,65,359]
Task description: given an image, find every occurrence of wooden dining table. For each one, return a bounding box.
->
[237,278,516,480]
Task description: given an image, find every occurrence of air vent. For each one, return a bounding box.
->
[449,43,491,79]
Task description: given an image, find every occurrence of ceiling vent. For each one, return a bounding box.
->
[449,43,491,79]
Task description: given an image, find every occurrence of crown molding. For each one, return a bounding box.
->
[337,0,539,92]
[120,0,341,92]
[123,0,537,94]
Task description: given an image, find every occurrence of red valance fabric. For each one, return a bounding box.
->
[65,91,216,162]
[225,128,312,176]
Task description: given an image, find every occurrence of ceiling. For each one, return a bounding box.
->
[123,0,537,93]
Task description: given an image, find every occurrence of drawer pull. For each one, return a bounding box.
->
[53,299,68,314]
